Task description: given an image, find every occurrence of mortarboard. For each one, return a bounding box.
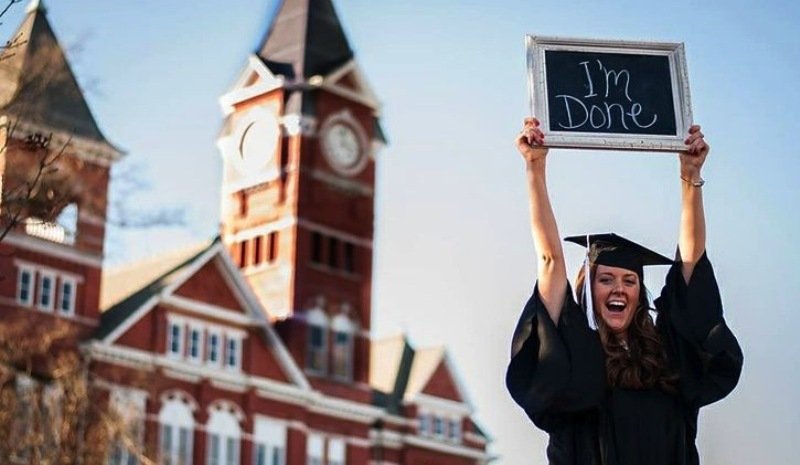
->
[564,233,673,330]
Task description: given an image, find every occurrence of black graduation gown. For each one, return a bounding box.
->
[506,252,743,465]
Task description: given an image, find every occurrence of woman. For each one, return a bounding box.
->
[505,118,743,465]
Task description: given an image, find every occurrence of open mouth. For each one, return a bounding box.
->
[606,300,626,313]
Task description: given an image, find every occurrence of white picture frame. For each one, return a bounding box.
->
[526,35,693,152]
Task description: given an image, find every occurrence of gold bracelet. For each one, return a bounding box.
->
[680,176,705,187]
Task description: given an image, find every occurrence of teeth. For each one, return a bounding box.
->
[606,301,626,312]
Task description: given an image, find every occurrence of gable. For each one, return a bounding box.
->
[331,71,360,93]
[174,259,244,312]
[420,360,464,402]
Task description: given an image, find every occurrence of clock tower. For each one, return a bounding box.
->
[217,0,385,402]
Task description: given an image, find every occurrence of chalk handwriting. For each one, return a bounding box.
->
[555,59,657,131]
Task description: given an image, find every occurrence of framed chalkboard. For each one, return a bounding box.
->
[526,36,693,152]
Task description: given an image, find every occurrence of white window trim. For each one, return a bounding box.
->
[37,270,56,312]
[58,276,77,316]
[16,265,35,307]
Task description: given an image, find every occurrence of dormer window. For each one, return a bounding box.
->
[306,308,328,375]
[330,313,355,382]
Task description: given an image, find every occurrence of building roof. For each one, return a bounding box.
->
[0,0,116,150]
[256,0,354,80]
[97,240,214,340]
[371,334,483,441]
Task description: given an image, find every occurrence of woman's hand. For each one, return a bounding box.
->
[679,125,709,180]
[516,117,548,164]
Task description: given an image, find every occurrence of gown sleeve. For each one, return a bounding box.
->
[505,283,605,427]
[654,250,744,409]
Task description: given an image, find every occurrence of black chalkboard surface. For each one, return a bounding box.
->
[544,50,676,135]
[526,36,692,152]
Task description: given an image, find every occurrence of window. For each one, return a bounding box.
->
[433,416,444,437]
[253,418,286,465]
[268,232,278,262]
[327,438,346,465]
[238,190,248,217]
[306,434,324,465]
[327,237,339,268]
[159,399,194,465]
[207,331,221,365]
[168,322,184,357]
[311,232,323,264]
[17,266,34,306]
[206,408,241,465]
[58,277,76,315]
[343,243,355,273]
[307,325,327,374]
[331,331,352,380]
[239,241,248,267]
[188,326,203,362]
[418,413,430,435]
[226,337,241,369]
[38,272,55,311]
[254,236,263,265]
[449,419,462,442]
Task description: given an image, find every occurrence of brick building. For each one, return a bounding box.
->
[0,1,492,465]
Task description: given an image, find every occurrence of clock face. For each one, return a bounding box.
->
[323,123,363,172]
[235,108,280,173]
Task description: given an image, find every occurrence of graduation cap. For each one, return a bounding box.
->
[564,233,673,330]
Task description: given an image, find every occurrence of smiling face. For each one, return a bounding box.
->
[592,264,642,336]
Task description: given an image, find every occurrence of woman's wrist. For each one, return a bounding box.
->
[525,157,547,172]
[680,167,703,183]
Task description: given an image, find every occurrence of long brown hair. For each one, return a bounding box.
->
[576,265,678,392]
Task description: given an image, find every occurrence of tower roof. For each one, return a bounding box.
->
[256,0,354,79]
[0,1,115,150]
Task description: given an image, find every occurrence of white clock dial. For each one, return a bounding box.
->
[324,123,362,170]
[235,108,279,173]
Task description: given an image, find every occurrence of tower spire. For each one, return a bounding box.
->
[256,0,353,79]
[26,0,47,15]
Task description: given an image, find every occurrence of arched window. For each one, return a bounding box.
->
[158,394,195,465]
[330,313,355,381]
[253,417,286,465]
[206,404,242,465]
[306,308,328,375]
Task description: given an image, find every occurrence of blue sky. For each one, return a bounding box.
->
[7,1,799,464]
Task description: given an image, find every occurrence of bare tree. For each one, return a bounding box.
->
[0,318,156,465]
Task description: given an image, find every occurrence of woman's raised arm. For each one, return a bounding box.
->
[516,118,567,324]
[678,124,710,283]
